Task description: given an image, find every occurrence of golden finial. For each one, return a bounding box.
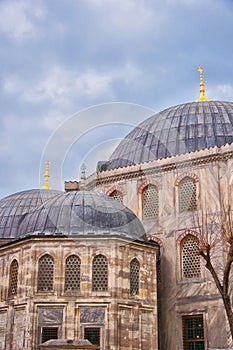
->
[197,66,209,102]
[41,161,52,190]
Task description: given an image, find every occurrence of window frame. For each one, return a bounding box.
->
[109,189,123,204]
[180,234,201,280]
[8,259,19,297]
[92,254,108,292]
[64,254,81,292]
[182,314,205,350]
[41,327,59,343]
[141,183,159,220]
[130,257,140,296]
[179,176,197,213]
[84,327,101,346]
[37,254,54,292]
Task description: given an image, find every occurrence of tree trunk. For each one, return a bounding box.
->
[202,254,233,342]
[222,293,233,342]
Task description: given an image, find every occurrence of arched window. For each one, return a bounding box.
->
[130,258,140,295]
[37,254,54,292]
[181,235,201,279]
[109,190,123,204]
[8,259,18,297]
[92,254,108,291]
[65,255,81,291]
[179,177,197,212]
[142,184,159,219]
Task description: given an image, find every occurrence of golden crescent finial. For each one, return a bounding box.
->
[41,161,52,190]
[197,66,209,102]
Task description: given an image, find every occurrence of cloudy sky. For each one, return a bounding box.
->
[1,0,233,197]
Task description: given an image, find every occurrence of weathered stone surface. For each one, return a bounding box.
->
[0,236,158,349]
[89,143,233,349]
[80,308,105,323]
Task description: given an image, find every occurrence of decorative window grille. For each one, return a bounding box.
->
[8,259,18,297]
[84,327,100,346]
[37,254,54,292]
[42,327,58,343]
[182,315,204,350]
[142,184,159,219]
[65,255,81,291]
[179,177,197,212]
[181,235,201,279]
[130,258,140,295]
[109,190,123,204]
[92,254,108,291]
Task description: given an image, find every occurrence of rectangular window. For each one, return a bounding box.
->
[84,327,100,346]
[42,327,58,343]
[182,315,204,350]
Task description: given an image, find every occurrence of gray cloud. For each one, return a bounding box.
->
[0,0,45,41]
[0,0,233,197]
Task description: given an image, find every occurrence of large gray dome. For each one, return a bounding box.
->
[18,190,146,240]
[0,189,63,239]
[99,101,233,171]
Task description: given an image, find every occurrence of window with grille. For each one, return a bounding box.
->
[181,235,201,279]
[109,190,123,204]
[37,254,54,292]
[182,315,204,350]
[42,327,58,343]
[92,254,108,291]
[179,177,197,212]
[84,327,100,346]
[8,259,18,297]
[65,255,81,291]
[142,184,159,219]
[130,258,140,295]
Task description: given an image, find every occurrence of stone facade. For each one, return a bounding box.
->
[85,144,233,350]
[0,236,158,350]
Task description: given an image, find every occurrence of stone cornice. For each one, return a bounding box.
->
[0,235,158,251]
[86,144,233,188]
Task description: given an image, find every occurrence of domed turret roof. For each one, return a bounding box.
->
[18,190,146,241]
[99,101,233,171]
[0,189,63,239]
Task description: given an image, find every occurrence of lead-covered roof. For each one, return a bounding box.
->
[0,189,62,239]
[17,190,146,240]
[99,101,233,171]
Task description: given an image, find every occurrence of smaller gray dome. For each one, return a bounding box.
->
[0,189,63,239]
[18,191,146,241]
